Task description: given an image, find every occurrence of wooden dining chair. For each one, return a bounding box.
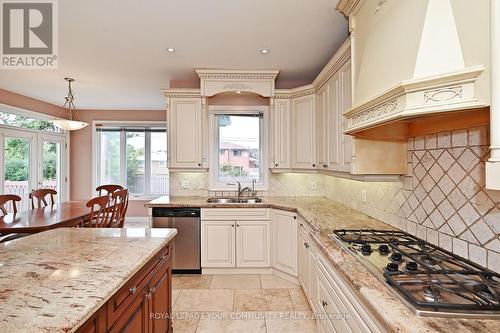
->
[29,189,57,209]
[84,195,113,228]
[110,189,129,228]
[0,194,21,215]
[96,184,124,196]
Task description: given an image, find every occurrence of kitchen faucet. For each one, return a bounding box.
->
[228,180,257,198]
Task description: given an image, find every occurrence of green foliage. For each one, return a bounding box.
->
[220,164,248,177]
[4,138,29,181]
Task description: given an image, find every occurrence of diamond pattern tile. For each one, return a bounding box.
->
[458,149,478,172]
[470,220,495,245]
[458,203,481,226]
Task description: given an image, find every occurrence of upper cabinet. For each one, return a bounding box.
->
[270,99,291,169]
[291,94,316,169]
[165,94,203,170]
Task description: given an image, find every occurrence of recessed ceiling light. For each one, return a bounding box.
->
[260,48,270,54]
[167,47,175,53]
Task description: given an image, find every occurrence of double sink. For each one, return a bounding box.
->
[206,197,263,204]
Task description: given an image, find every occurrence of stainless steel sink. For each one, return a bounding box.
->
[206,197,263,204]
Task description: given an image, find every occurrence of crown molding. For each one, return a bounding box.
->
[312,37,351,91]
[336,0,366,16]
[195,69,279,80]
[161,88,201,98]
[275,84,315,99]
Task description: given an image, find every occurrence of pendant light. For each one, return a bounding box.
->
[52,78,88,131]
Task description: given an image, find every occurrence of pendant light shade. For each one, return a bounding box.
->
[52,78,89,131]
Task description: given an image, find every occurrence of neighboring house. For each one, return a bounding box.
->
[219,142,256,172]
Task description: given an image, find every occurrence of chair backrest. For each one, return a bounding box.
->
[96,184,124,196]
[29,189,57,209]
[0,195,21,215]
[110,189,129,228]
[85,195,112,228]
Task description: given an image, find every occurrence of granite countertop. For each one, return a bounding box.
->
[146,196,499,333]
[0,227,177,333]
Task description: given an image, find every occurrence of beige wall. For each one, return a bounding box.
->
[70,109,165,216]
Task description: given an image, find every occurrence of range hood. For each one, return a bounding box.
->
[340,0,490,134]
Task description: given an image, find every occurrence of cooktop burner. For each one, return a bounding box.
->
[332,229,500,318]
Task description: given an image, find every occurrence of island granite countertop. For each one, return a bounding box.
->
[146,196,499,333]
[0,227,177,333]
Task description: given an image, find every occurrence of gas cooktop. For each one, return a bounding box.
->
[332,229,500,318]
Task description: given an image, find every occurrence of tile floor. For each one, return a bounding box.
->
[171,274,316,333]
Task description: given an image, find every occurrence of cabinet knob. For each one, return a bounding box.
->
[232,224,235,227]
[129,286,137,294]
[304,242,309,249]
[322,300,328,307]
[323,164,328,168]
[236,224,240,227]
[299,223,303,227]
[293,216,297,220]
[198,163,202,167]
[275,163,279,167]
[312,164,316,167]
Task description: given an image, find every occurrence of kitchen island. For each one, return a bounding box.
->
[0,227,177,333]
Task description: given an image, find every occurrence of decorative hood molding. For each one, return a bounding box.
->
[345,66,486,133]
[342,0,490,134]
[195,69,279,97]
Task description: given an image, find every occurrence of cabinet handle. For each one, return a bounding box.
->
[129,286,137,294]
[323,164,328,168]
[304,242,309,249]
[322,300,328,307]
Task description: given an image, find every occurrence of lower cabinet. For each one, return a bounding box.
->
[298,228,311,295]
[76,244,173,333]
[272,210,298,276]
[201,221,236,267]
[201,217,270,268]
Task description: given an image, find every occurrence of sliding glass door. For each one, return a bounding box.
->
[0,127,67,212]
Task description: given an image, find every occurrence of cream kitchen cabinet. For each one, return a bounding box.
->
[271,210,298,276]
[298,227,312,296]
[291,94,317,169]
[166,97,203,169]
[270,99,291,169]
[236,221,271,267]
[201,209,271,269]
[316,60,353,173]
[201,220,236,268]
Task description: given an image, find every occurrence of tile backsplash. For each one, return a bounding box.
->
[167,126,499,272]
[326,126,500,273]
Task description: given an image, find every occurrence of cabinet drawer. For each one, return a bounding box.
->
[202,208,270,221]
[107,245,171,325]
[317,256,381,333]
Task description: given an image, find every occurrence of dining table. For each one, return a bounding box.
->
[0,201,90,235]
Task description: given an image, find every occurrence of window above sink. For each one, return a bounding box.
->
[208,106,269,191]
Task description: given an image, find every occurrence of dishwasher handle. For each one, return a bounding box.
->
[152,207,201,218]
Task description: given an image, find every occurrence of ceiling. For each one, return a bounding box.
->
[0,0,348,110]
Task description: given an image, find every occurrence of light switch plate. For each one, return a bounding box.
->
[311,182,317,190]
[181,180,190,189]
[361,190,367,203]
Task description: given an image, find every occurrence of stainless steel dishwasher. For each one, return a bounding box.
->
[152,207,201,274]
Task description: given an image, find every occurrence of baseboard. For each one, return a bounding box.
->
[271,268,300,284]
[202,267,273,275]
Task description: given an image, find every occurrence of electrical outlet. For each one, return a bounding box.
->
[361,190,367,203]
[311,182,317,190]
[181,180,190,189]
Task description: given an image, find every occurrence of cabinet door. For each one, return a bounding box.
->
[201,221,236,267]
[236,221,271,267]
[168,97,202,169]
[327,72,341,171]
[272,210,298,276]
[316,86,329,169]
[291,95,316,169]
[340,62,353,173]
[149,262,172,333]
[298,229,310,295]
[271,99,291,169]
[109,287,149,333]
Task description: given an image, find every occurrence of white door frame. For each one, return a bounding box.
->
[0,125,69,202]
